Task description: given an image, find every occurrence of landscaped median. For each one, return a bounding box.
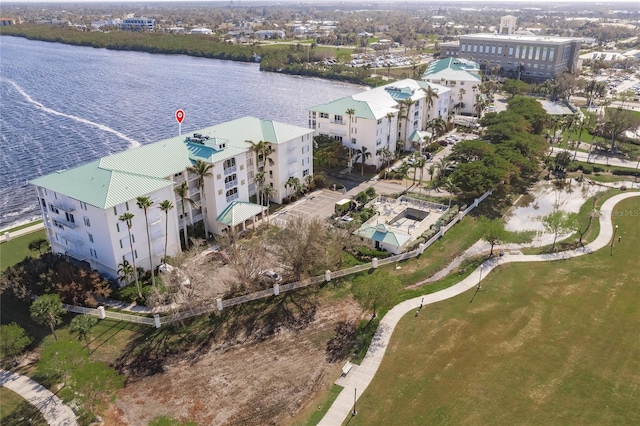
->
[317,193,640,426]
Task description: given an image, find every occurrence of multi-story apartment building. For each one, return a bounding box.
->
[422,57,482,116]
[120,17,156,31]
[30,117,314,280]
[308,79,450,167]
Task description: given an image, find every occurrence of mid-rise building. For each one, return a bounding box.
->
[308,79,450,167]
[30,117,314,280]
[120,17,156,31]
[422,58,482,116]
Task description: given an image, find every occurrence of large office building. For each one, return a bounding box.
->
[30,117,314,280]
[308,79,450,167]
[439,16,582,82]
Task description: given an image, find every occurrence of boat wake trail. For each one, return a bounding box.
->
[3,78,141,149]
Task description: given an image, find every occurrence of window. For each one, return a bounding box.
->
[534,47,541,61]
[131,234,135,243]
[334,114,343,123]
[225,174,237,185]
[269,170,273,178]
[88,233,94,243]
[90,248,97,259]
[542,47,548,61]
[83,216,91,227]
[351,138,357,144]
[515,46,520,59]
[508,46,514,56]
[497,45,503,55]
[80,201,87,210]
[376,138,382,146]
[120,239,123,249]
[528,47,534,60]
[312,112,316,118]
[548,48,555,61]
[333,136,343,142]
[224,158,236,168]
[562,46,571,62]
[116,223,120,233]
[303,169,309,177]
[40,198,46,208]
[113,207,118,216]
[125,202,129,210]
[134,250,138,259]
[65,212,74,223]
[319,112,328,119]
[491,44,496,54]
[50,204,59,214]
[478,44,483,54]
[226,187,238,201]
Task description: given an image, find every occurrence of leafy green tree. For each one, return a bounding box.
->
[30,294,66,341]
[119,212,140,297]
[351,271,400,320]
[554,150,572,172]
[503,78,530,98]
[542,210,576,250]
[136,196,155,288]
[0,323,32,366]
[69,314,98,348]
[28,237,49,255]
[479,217,507,256]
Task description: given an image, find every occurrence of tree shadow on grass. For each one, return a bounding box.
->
[114,288,319,379]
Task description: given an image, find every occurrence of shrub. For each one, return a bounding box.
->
[612,169,640,177]
[365,186,377,198]
[354,246,391,260]
[592,165,605,173]
[406,238,425,251]
[313,174,327,188]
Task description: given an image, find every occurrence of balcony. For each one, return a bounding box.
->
[287,144,297,152]
[224,165,237,176]
[288,167,298,176]
[58,231,83,246]
[51,202,75,213]
[53,218,77,229]
[288,156,298,165]
[150,229,164,242]
[332,120,345,125]
[226,193,239,203]
[225,179,238,189]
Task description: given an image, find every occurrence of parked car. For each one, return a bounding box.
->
[438,140,449,147]
[262,270,282,282]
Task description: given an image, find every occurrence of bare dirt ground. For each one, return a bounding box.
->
[110,295,361,425]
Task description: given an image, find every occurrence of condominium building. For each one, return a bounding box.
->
[30,117,314,280]
[308,79,450,166]
[422,58,482,116]
[120,17,156,31]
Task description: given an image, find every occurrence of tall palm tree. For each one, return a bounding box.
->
[397,98,414,143]
[119,212,140,297]
[159,200,173,265]
[423,85,439,117]
[285,176,297,198]
[414,157,427,191]
[346,108,356,173]
[187,159,214,239]
[427,164,436,195]
[354,146,372,176]
[262,185,274,222]
[254,171,266,206]
[385,112,396,152]
[136,196,155,288]
[174,181,197,251]
[457,88,466,115]
[442,177,459,209]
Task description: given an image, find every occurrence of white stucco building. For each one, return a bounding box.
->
[30,117,314,280]
[422,57,482,117]
[308,79,450,168]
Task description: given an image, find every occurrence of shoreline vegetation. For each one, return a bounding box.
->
[0,25,389,87]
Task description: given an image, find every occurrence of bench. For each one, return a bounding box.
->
[341,361,353,377]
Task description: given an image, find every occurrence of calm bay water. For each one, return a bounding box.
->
[0,36,362,228]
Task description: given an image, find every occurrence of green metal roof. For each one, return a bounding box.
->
[422,58,482,82]
[216,201,265,226]
[309,97,376,120]
[355,223,411,247]
[30,161,172,209]
[195,116,312,146]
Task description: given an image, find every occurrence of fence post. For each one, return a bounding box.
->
[4,232,9,242]
[216,298,223,311]
[97,306,106,320]
[273,283,280,296]
[153,314,161,328]
[418,243,426,255]
[372,257,379,269]
[325,270,331,282]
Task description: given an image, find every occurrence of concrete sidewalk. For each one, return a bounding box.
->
[1,222,45,242]
[1,369,78,426]
[319,192,639,426]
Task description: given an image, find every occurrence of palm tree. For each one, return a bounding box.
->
[69,314,98,349]
[262,185,274,222]
[456,88,466,115]
[119,212,140,297]
[187,159,213,239]
[397,98,414,143]
[442,177,459,209]
[423,85,439,117]
[136,196,155,288]
[254,171,266,206]
[159,200,173,265]
[117,260,134,286]
[415,157,427,191]
[346,108,356,173]
[427,164,436,195]
[354,146,372,176]
[385,112,396,152]
[285,176,297,198]
[427,117,447,145]
[174,181,197,251]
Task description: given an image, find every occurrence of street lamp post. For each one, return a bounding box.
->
[610,225,619,256]
[352,388,357,416]
[477,264,484,290]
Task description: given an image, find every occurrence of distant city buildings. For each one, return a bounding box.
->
[31,117,313,280]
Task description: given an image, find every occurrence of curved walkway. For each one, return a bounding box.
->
[0,369,78,426]
[319,192,639,426]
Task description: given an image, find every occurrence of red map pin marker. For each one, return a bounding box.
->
[175,109,185,124]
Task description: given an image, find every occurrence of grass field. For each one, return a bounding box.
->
[345,197,640,425]
[0,387,47,425]
[0,229,47,271]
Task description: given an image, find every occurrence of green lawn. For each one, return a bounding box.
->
[345,197,640,425]
[0,387,47,425]
[0,229,47,271]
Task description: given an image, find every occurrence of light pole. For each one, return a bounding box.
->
[610,225,619,256]
[352,388,357,416]
[477,264,484,290]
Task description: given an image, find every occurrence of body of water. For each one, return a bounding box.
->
[0,36,362,228]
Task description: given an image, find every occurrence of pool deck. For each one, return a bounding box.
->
[365,197,447,240]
